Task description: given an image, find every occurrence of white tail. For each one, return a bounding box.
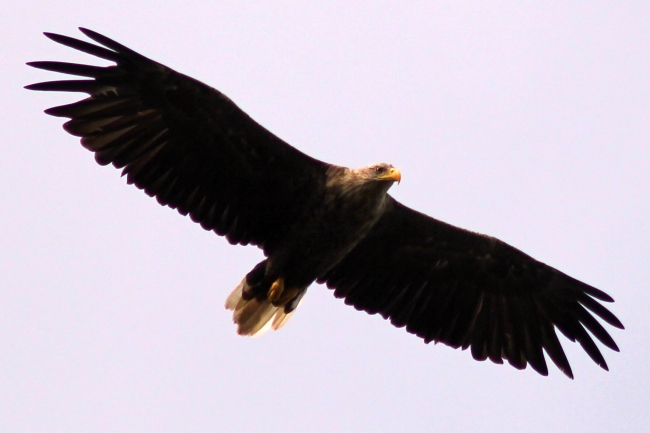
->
[225,278,303,336]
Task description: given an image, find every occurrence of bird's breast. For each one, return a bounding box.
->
[270,188,387,285]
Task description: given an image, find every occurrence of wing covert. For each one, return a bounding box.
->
[320,197,623,378]
[27,28,329,252]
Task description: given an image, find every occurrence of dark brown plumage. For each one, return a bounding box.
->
[27,28,623,378]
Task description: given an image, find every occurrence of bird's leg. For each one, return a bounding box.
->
[268,277,285,303]
[268,277,301,306]
[274,286,300,307]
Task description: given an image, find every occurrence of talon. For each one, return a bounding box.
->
[275,286,300,306]
[268,277,284,303]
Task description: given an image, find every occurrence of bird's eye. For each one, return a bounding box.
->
[374,166,385,174]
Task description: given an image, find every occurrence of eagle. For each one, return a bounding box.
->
[26,28,623,379]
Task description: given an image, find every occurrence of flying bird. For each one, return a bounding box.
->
[26,28,623,379]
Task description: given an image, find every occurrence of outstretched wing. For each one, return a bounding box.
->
[26,28,329,253]
[320,197,623,378]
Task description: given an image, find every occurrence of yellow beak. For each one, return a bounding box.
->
[381,167,401,184]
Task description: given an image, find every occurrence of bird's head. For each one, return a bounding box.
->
[360,163,401,185]
[327,163,401,200]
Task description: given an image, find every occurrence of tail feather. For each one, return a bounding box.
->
[225,277,303,336]
[271,309,295,331]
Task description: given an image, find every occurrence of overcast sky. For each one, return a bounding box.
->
[2,2,649,432]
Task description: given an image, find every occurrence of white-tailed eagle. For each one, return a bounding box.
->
[26,28,623,378]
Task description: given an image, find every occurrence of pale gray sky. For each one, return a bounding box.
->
[2,2,649,432]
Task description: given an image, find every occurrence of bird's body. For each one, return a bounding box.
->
[27,28,623,378]
[275,165,398,284]
[228,164,400,335]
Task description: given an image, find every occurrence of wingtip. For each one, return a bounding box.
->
[78,27,95,38]
[529,361,549,377]
[41,31,83,49]
[25,61,56,71]
[43,31,63,42]
[605,314,625,330]
[563,368,574,380]
[556,358,574,379]
[612,317,625,330]
[583,284,615,303]
[596,357,610,372]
